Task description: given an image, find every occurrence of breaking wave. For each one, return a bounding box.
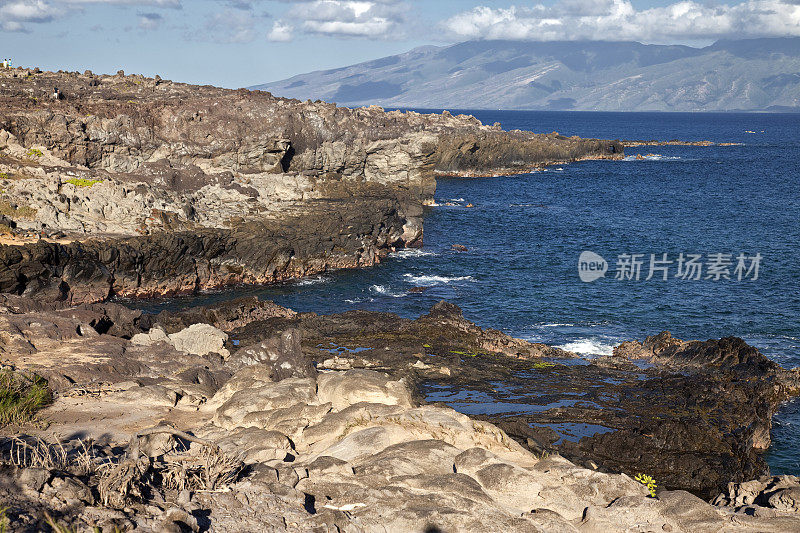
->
[403,273,475,285]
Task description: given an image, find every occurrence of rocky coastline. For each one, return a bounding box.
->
[0,67,620,303]
[0,297,798,531]
[0,67,798,532]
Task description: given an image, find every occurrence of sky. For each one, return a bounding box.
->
[1,0,799,87]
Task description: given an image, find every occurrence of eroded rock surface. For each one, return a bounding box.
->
[0,297,798,531]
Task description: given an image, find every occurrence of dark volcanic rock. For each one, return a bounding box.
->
[614,331,782,374]
[207,301,799,499]
[0,197,407,303]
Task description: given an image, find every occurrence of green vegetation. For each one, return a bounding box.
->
[0,370,51,426]
[65,177,102,188]
[422,343,432,348]
[635,473,658,498]
[0,173,8,180]
[0,506,8,533]
[449,350,484,358]
[24,148,43,159]
[0,200,36,220]
[531,361,555,369]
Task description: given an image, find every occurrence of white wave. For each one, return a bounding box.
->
[369,284,406,298]
[538,323,575,328]
[623,155,682,162]
[344,297,373,304]
[295,275,329,286]
[555,339,616,356]
[392,249,436,259]
[450,198,465,202]
[403,273,475,285]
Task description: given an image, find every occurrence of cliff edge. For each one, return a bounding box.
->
[0,67,621,303]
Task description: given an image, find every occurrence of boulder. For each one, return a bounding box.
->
[300,402,405,450]
[213,377,317,429]
[202,365,273,412]
[353,439,460,478]
[316,369,413,411]
[216,427,294,464]
[131,326,170,346]
[241,402,332,440]
[169,323,229,357]
[229,329,315,380]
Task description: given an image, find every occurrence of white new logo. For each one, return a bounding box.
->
[578,251,607,282]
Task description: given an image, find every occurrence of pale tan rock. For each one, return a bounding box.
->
[169,323,229,357]
[213,377,317,429]
[316,369,413,410]
[240,402,332,440]
[130,327,169,346]
[201,365,273,413]
[216,427,293,464]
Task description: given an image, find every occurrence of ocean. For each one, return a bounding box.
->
[133,110,800,475]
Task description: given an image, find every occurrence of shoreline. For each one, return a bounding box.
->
[1,67,799,530]
[1,296,799,531]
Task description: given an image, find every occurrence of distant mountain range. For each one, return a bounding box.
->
[253,38,800,112]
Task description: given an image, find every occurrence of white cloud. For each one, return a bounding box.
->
[0,0,181,31]
[0,1,65,31]
[58,0,180,5]
[442,0,800,43]
[292,0,408,38]
[267,20,293,41]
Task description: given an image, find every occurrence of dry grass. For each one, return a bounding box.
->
[0,370,51,426]
[7,436,100,475]
[0,506,8,533]
[0,200,37,220]
[99,427,243,507]
[161,445,244,492]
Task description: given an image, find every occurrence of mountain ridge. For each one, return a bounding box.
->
[253,37,800,112]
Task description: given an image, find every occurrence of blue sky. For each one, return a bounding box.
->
[1,0,799,87]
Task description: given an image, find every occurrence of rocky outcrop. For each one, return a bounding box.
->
[1,298,798,531]
[713,475,800,515]
[0,195,407,303]
[2,297,796,502]
[0,68,621,303]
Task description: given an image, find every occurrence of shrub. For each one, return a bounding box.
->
[0,370,51,426]
[635,473,658,498]
[24,148,43,158]
[65,177,102,188]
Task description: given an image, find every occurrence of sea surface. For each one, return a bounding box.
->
[132,111,800,475]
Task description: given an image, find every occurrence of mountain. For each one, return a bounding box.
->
[252,38,800,112]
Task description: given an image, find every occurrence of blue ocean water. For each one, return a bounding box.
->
[135,111,800,474]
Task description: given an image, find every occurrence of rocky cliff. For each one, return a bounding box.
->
[0,67,621,303]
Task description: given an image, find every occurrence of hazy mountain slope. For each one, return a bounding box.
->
[253,38,800,112]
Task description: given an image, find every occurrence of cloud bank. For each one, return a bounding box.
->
[3,0,799,43]
[442,0,800,43]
